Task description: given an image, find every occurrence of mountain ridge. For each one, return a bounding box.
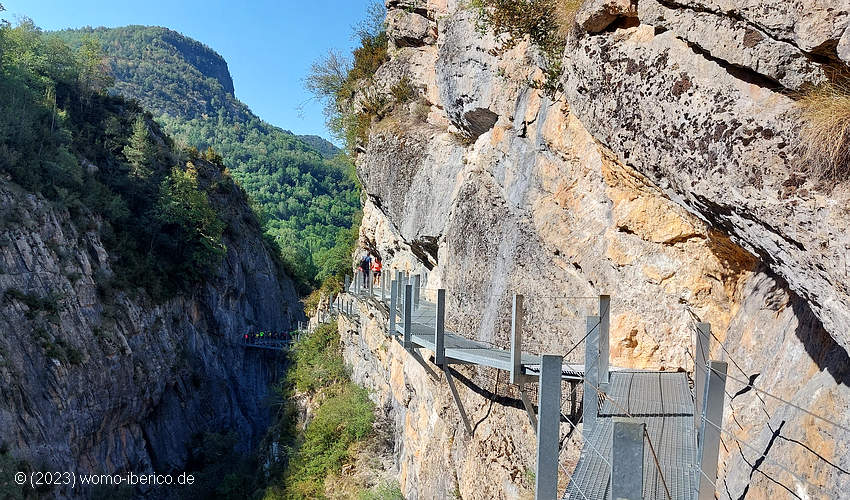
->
[55,25,355,288]
[54,24,333,149]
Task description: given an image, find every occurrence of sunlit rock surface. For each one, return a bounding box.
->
[343,0,850,497]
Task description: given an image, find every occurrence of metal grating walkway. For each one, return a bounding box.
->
[342,279,700,500]
[383,293,620,381]
[564,371,698,500]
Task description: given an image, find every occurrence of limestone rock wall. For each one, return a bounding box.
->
[338,301,544,500]
[0,164,301,497]
[344,0,850,497]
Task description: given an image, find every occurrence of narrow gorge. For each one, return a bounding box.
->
[0,19,308,497]
[1,0,849,498]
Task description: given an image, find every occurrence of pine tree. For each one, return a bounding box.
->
[123,115,156,178]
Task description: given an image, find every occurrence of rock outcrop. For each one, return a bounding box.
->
[341,0,850,497]
[0,163,300,497]
[565,4,850,353]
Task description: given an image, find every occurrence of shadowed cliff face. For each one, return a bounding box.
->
[0,161,300,496]
[342,0,850,497]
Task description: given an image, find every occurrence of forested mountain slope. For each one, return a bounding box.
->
[56,25,359,288]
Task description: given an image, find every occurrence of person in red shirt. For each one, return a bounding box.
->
[371,256,382,286]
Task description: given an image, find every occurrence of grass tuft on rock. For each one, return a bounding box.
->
[797,80,850,184]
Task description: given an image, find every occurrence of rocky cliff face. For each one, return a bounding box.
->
[155,27,236,95]
[342,0,850,498]
[0,162,300,496]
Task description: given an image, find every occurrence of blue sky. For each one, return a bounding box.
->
[1,0,375,142]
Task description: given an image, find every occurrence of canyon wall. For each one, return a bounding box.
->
[0,162,300,497]
[342,0,850,497]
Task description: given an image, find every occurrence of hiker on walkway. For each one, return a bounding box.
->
[371,255,382,286]
[359,252,371,288]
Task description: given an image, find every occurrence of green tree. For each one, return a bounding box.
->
[306,1,388,153]
[202,146,223,165]
[77,34,112,95]
[123,115,155,178]
[157,164,227,278]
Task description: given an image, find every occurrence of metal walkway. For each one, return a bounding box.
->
[242,338,293,351]
[338,272,720,500]
[564,371,697,500]
[240,324,309,352]
[344,282,624,382]
[402,300,576,378]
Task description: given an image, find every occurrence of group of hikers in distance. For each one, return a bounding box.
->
[243,331,293,344]
[357,251,382,287]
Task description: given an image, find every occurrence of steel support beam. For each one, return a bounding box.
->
[612,418,644,500]
[535,355,562,500]
[569,381,578,418]
[381,270,386,303]
[444,366,472,435]
[599,294,610,388]
[344,275,350,294]
[584,315,600,435]
[510,294,524,385]
[403,284,413,349]
[396,271,404,316]
[413,274,421,309]
[409,347,439,380]
[695,322,711,438]
[519,386,538,430]
[697,360,728,500]
[435,289,446,365]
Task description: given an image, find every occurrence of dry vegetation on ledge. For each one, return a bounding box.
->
[797,79,850,185]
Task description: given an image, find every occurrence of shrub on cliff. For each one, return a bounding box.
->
[797,80,850,184]
[283,384,374,498]
[157,163,227,282]
[287,322,347,393]
[306,2,389,154]
[470,0,582,97]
